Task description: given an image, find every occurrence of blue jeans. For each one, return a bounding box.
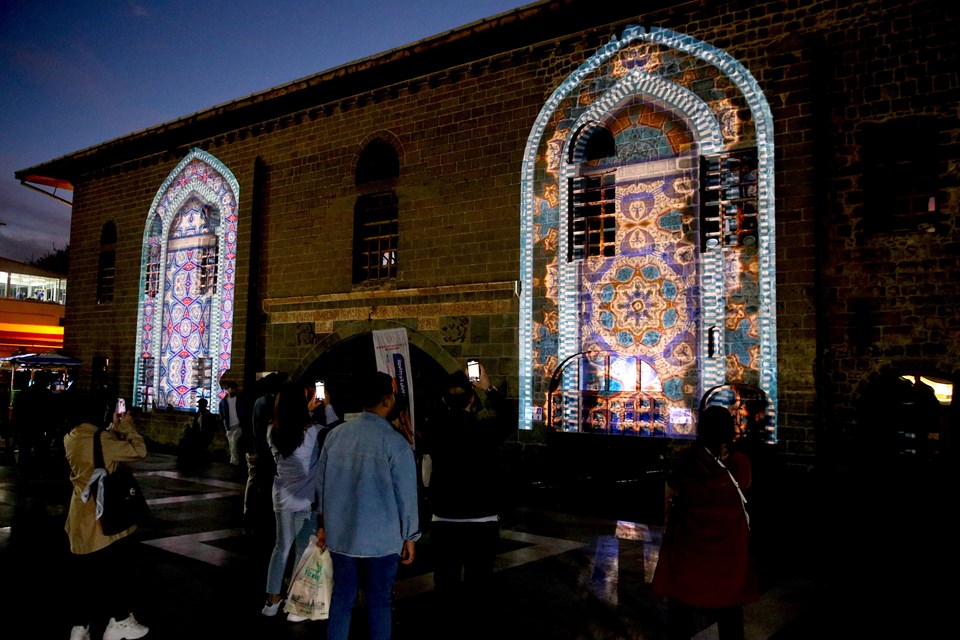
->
[327,552,399,640]
[265,509,315,595]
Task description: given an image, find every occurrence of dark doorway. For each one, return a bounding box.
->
[300,333,448,421]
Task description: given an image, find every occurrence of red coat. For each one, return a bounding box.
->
[652,445,758,608]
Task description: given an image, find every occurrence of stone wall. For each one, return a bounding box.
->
[53,0,958,485]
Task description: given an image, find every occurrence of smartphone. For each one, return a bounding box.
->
[117,397,126,417]
[314,380,326,402]
[467,360,481,382]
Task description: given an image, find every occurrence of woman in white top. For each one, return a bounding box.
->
[260,381,325,618]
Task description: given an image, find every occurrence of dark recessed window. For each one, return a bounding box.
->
[583,126,616,161]
[356,139,399,185]
[96,222,117,304]
[354,140,400,283]
[861,118,940,233]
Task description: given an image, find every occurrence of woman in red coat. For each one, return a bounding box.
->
[652,405,758,640]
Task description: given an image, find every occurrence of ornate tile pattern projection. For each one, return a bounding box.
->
[133,149,239,411]
[520,27,777,439]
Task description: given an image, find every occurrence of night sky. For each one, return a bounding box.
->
[0,0,532,264]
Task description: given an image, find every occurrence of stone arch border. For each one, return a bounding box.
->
[352,130,405,178]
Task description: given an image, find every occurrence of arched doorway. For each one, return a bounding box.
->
[298,333,448,423]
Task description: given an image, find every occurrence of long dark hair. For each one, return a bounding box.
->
[270,382,311,458]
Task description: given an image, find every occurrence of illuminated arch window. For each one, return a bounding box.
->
[133,149,239,411]
[96,222,117,304]
[521,28,777,440]
[353,138,400,284]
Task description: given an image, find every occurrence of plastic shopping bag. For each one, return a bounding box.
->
[284,535,333,621]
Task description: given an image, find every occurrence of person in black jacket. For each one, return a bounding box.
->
[421,364,513,634]
[243,372,287,539]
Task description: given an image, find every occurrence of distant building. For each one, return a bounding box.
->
[13,0,958,488]
[0,256,66,357]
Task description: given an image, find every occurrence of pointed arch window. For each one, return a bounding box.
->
[520,27,778,440]
[133,149,239,412]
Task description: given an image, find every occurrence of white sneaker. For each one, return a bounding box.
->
[70,625,91,640]
[287,612,308,622]
[102,614,149,640]
[261,599,283,616]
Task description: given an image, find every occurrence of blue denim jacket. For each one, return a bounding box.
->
[316,411,421,557]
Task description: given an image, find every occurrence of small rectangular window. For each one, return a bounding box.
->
[144,242,161,297]
[699,150,758,251]
[199,243,218,293]
[570,173,617,261]
[96,250,116,304]
[861,118,940,233]
[137,356,155,410]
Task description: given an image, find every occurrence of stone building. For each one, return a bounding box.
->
[15,0,958,512]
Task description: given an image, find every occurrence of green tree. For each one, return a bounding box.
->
[32,245,69,274]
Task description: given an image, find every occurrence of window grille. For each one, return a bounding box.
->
[97,222,117,304]
[137,356,155,410]
[699,150,758,251]
[199,243,218,293]
[570,173,617,261]
[353,192,398,283]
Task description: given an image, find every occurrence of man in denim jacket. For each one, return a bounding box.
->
[315,370,420,640]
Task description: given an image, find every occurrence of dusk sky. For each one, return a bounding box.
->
[0,0,532,265]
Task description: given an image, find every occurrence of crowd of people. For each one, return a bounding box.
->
[168,361,510,639]
[42,355,774,640]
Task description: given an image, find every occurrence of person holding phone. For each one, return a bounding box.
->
[260,381,326,620]
[63,394,150,640]
[418,362,513,635]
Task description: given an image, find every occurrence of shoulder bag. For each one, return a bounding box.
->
[94,429,150,535]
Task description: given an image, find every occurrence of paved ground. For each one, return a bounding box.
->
[0,441,949,639]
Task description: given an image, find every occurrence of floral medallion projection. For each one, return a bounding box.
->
[576,170,699,436]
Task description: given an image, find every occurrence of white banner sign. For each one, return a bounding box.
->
[372,328,416,442]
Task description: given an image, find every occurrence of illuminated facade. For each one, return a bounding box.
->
[14,0,958,477]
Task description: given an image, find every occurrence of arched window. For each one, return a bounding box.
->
[521,28,777,439]
[353,138,400,284]
[132,149,239,411]
[96,222,117,304]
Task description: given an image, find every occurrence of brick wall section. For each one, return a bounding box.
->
[52,0,958,481]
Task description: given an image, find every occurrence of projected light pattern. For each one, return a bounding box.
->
[520,27,777,440]
[133,149,239,412]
